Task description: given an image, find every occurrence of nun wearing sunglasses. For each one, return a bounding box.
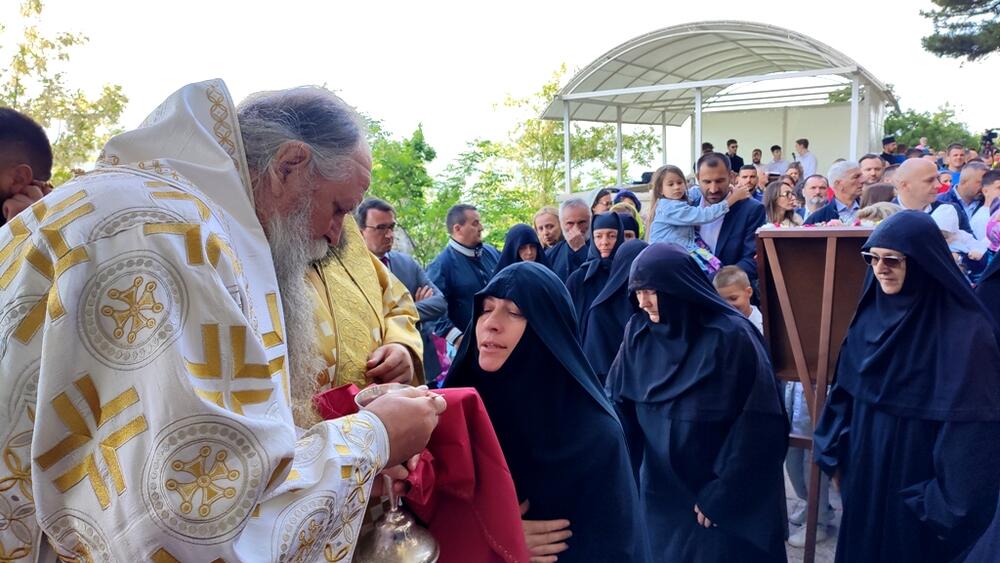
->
[814,211,1000,563]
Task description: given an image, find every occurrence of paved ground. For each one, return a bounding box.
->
[784,469,840,563]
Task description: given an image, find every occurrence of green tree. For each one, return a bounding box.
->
[496,65,658,207]
[1,0,128,184]
[921,0,1000,61]
[883,105,980,152]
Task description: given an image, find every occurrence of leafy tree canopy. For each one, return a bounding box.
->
[1,0,128,184]
[921,0,1000,61]
[883,104,980,152]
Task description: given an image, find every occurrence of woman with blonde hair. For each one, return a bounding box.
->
[763,180,803,227]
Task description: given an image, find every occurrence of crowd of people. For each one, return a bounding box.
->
[2,82,1000,563]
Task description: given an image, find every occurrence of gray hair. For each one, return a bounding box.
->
[559,197,590,221]
[827,160,860,185]
[237,86,368,194]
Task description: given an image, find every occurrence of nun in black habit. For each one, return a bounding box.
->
[606,243,789,563]
[445,261,649,563]
[813,211,1000,563]
[492,223,551,277]
[566,212,624,331]
[580,239,648,384]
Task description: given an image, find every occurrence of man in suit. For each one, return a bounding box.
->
[804,160,863,225]
[357,197,448,382]
[693,152,766,284]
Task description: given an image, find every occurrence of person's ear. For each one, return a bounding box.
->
[7,163,35,193]
[268,141,312,198]
[744,286,754,301]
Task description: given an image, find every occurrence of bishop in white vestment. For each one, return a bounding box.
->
[0,80,402,562]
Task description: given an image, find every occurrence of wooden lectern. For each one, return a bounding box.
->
[756,227,873,563]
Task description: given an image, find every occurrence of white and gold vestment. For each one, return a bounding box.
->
[0,80,386,562]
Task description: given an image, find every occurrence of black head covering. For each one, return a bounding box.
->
[444,262,646,561]
[837,210,1000,421]
[582,211,624,281]
[618,212,640,240]
[580,239,648,381]
[606,243,784,420]
[977,257,1000,328]
[566,212,626,330]
[493,223,550,276]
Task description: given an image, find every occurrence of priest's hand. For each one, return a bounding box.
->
[370,454,421,498]
[365,388,446,467]
[366,343,414,384]
[521,500,571,563]
[694,504,715,528]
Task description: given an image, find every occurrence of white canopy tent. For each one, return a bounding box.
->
[542,21,899,192]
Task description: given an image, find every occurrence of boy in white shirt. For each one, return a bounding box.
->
[713,265,762,333]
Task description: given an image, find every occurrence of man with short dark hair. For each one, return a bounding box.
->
[905,147,925,159]
[795,138,817,177]
[946,143,966,185]
[0,107,53,226]
[692,153,766,284]
[765,144,788,175]
[805,161,863,224]
[751,148,763,165]
[938,161,988,234]
[701,141,714,155]
[736,164,759,199]
[427,204,500,348]
[859,153,885,185]
[357,197,448,381]
[880,136,904,165]
[726,139,744,171]
[546,198,591,281]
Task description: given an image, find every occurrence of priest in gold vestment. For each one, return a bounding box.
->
[307,213,424,390]
[0,80,444,562]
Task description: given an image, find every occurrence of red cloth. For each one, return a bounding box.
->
[312,385,530,563]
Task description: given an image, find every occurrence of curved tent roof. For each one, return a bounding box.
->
[542,21,897,126]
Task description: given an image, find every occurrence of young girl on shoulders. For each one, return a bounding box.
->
[646,164,751,275]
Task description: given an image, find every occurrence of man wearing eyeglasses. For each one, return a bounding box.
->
[357,197,448,382]
[804,161,863,225]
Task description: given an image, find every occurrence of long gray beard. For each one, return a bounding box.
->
[808,196,827,208]
[264,196,329,428]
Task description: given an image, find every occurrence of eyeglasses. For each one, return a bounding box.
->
[363,223,396,232]
[861,251,906,268]
[779,191,796,199]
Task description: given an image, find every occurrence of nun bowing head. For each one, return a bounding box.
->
[628,243,741,324]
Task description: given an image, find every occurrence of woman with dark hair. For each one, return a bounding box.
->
[591,188,613,214]
[580,239,648,383]
[607,243,789,562]
[814,211,1000,563]
[493,223,550,276]
[763,180,803,227]
[566,212,624,329]
[445,262,649,563]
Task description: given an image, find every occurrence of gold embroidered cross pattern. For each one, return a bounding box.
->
[100,276,164,343]
[165,445,240,518]
[34,374,148,510]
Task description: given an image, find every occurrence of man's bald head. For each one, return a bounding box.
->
[895,158,939,210]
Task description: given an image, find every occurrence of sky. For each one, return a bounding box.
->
[3,0,998,177]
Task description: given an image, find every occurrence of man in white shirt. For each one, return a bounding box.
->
[765,144,789,175]
[795,138,818,178]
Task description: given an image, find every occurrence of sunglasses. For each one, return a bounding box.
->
[861,251,906,268]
